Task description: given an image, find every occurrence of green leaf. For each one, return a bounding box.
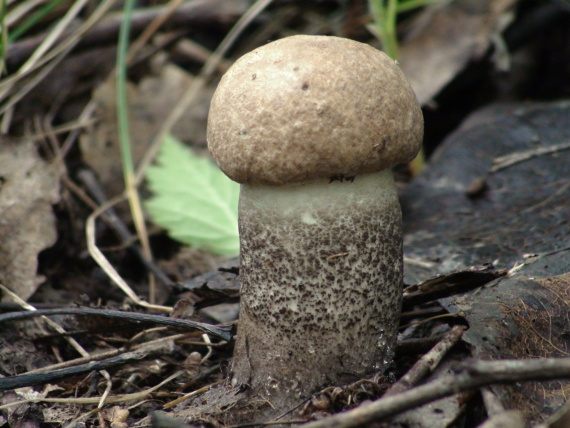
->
[145,134,239,256]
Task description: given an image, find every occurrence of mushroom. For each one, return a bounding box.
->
[207,35,423,408]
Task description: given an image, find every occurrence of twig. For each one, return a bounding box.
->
[85,195,172,312]
[162,379,224,409]
[0,339,173,391]
[302,358,570,428]
[385,325,465,396]
[399,306,447,324]
[477,411,526,428]
[77,156,173,287]
[395,334,446,357]
[228,419,308,427]
[0,368,183,410]
[490,141,570,173]
[24,332,198,374]
[0,307,233,341]
[481,387,506,416]
[402,265,504,310]
[0,283,119,404]
[478,387,526,427]
[0,284,89,358]
[403,255,438,269]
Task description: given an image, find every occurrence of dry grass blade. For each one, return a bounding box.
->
[19,0,91,74]
[0,283,90,358]
[5,0,46,27]
[490,141,570,173]
[134,0,275,183]
[85,197,173,313]
[0,42,73,125]
[0,369,184,411]
[127,0,186,64]
[0,282,115,407]
[0,0,119,126]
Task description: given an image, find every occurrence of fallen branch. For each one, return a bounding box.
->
[302,357,570,428]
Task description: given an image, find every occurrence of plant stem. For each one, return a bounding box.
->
[0,0,6,75]
[116,0,155,302]
[368,0,399,59]
[8,0,68,42]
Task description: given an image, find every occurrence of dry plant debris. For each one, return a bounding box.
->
[399,0,517,104]
[0,138,62,300]
[0,0,570,426]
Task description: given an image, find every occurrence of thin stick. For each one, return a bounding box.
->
[25,332,218,375]
[0,283,89,358]
[0,370,183,410]
[162,379,224,409]
[385,325,465,396]
[303,358,570,428]
[86,196,172,312]
[490,141,570,173]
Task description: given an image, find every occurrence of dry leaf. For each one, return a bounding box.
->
[80,63,213,197]
[0,138,62,300]
[399,0,517,104]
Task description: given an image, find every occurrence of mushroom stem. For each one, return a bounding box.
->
[232,170,403,406]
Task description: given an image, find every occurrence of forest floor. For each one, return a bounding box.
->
[0,1,570,427]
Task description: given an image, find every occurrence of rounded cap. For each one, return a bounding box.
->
[207,35,423,185]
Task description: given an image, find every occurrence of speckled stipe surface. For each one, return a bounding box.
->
[231,171,403,408]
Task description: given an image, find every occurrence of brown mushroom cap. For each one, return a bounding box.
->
[207,35,423,185]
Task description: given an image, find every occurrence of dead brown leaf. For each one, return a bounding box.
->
[80,63,212,197]
[399,0,517,104]
[0,138,62,300]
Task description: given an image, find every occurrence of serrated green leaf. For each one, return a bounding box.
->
[145,134,239,255]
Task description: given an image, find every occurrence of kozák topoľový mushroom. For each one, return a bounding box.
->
[207,35,423,410]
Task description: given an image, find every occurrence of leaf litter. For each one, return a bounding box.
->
[1,0,570,426]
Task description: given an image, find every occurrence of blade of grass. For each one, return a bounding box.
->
[126,0,185,64]
[0,0,118,117]
[135,0,275,184]
[86,196,172,313]
[0,39,73,129]
[368,0,434,174]
[8,0,68,42]
[116,0,156,303]
[368,0,399,59]
[0,0,7,75]
[397,0,445,13]
[19,0,90,74]
[5,0,47,27]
